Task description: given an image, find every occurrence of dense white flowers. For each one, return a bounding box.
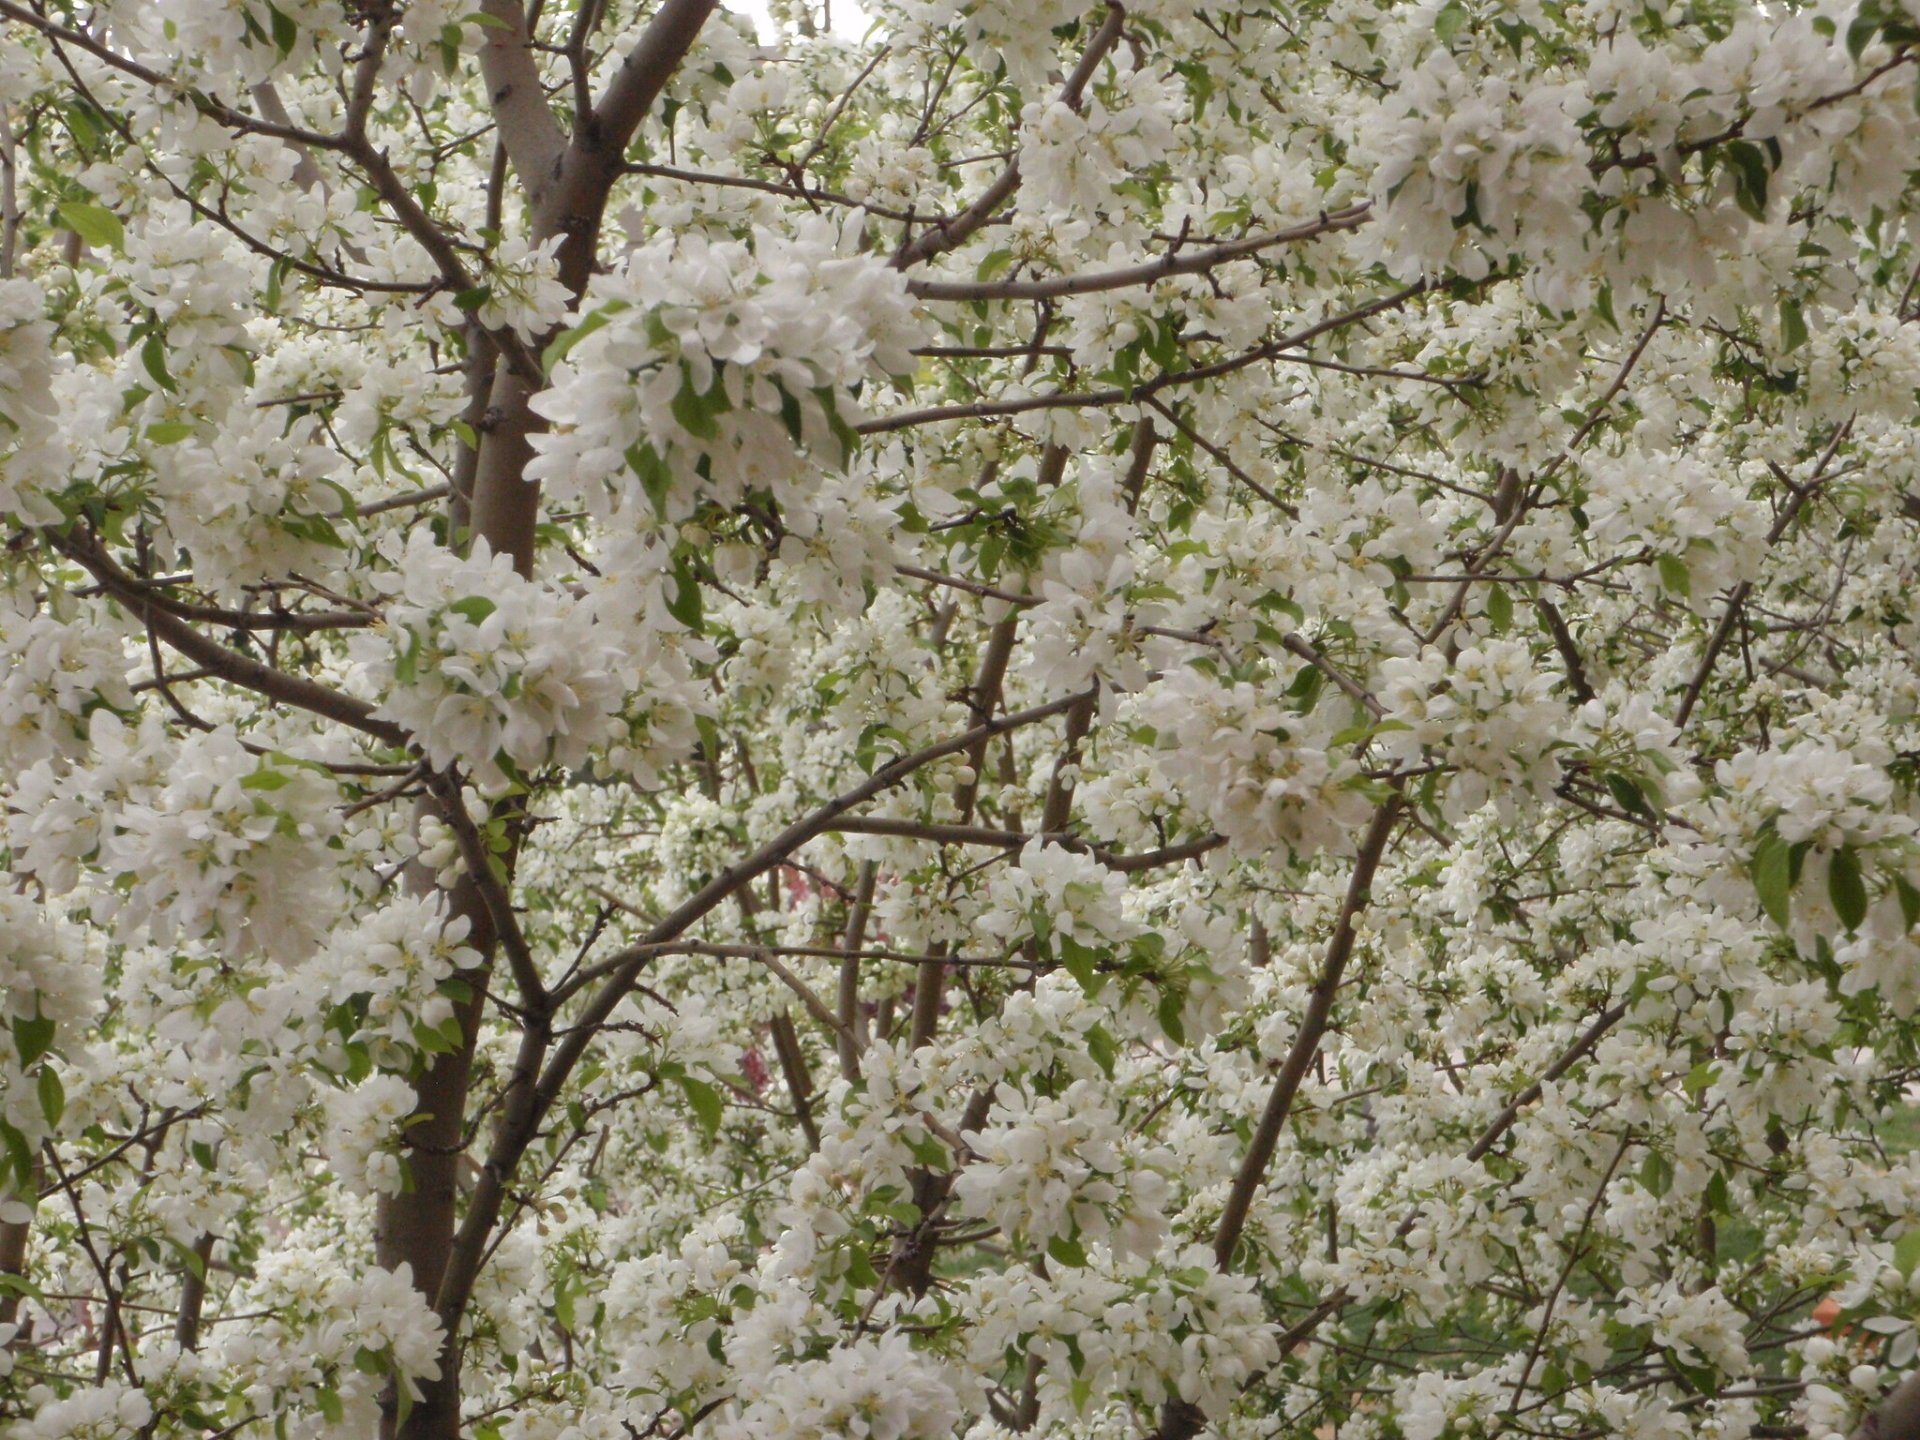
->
[718,1334,963,1440]
[1137,667,1373,859]
[355,533,635,790]
[527,222,920,525]
[0,279,66,524]
[10,4,1920,1440]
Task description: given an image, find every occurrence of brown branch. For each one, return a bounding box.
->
[906,203,1371,302]
[1211,794,1401,1270]
[476,0,568,203]
[837,861,879,1082]
[430,685,1101,1347]
[862,282,1431,435]
[57,534,407,748]
[891,1,1126,270]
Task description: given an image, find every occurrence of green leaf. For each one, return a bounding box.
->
[1830,845,1868,931]
[1724,140,1770,222]
[1594,284,1618,333]
[626,443,674,519]
[145,420,195,445]
[667,556,704,633]
[446,595,497,626]
[1779,298,1809,352]
[1893,873,1920,929]
[1434,0,1469,45]
[1057,933,1100,995]
[1655,553,1692,598]
[1640,1149,1673,1198]
[1085,1023,1117,1079]
[37,1066,63,1128]
[1156,986,1187,1045]
[57,202,123,252]
[1682,1060,1717,1096]
[141,333,178,393]
[1895,1229,1920,1281]
[452,286,492,313]
[1848,9,1880,61]
[1750,830,1792,929]
[679,1075,723,1138]
[1047,1233,1089,1268]
[266,1,297,55]
[315,1389,344,1425]
[1605,772,1652,819]
[671,370,724,440]
[11,1009,54,1069]
[542,304,619,377]
[1484,582,1512,633]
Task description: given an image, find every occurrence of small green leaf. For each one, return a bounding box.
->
[666,556,704,633]
[446,595,497,626]
[57,202,123,252]
[1655,553,1691,598]
[315,1388,344,1425]
[1085,1023,1117,1079]
[141,333,178,393]
[37,1066,63,1128]
[1896,1229,1920,1280]
[1830,845,1868,931]
[1484,582,1512,633]
[266,1,297,55]
[679,1075,723,1138]
[1724,140,1770,222]
[145,420,195,445]
[1779,298,1808,352]
[1047,1233,1089,1268]
[1434,0,1469,45]
[1894,873,1920,929]
[1750,830,1792,929]
[1156,986,1187,1045]
[11,1010,54,1069]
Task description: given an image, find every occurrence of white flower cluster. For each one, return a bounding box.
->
[220,1254,446,1428]
[955,1079,1172,1253]
[526,221,920,525]
[317,893,477,1070]
[1360,53,1587,282]
[1377,640,1570,819]
[465,235,571,346]
[963,1248,1278,1417]
[604,1224,747,1407]
[977,842,1139,955]
[1136,667,1373,861]
[1019,64,1180,219]
[0,892,93,1217]
[1617,1281,1753,1378]
[8,1379,153,1440]
[11,718,343,960]
[147,407,351,601]
[1583,451,1768,609]
[356,533,635,791]
[717,1333,963,1440]
[1710,739,1911,852]
[322,1073,418,1196]
[0,278,67,525]
[0,588,135,772]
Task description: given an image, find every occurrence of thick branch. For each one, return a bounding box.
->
[476,0,568,202]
